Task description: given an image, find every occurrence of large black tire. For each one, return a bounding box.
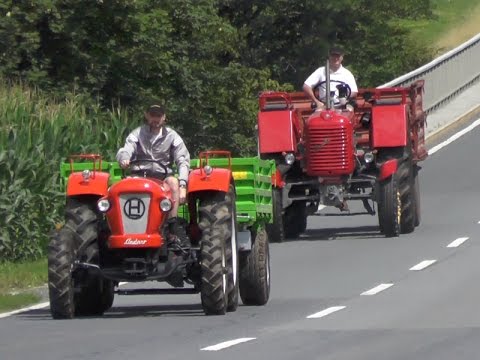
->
[284,201,307,238]
[225,186,239,312]
[48,199,112,318]
[398,151,416,234]
[266,188,285,243]
[239,227,270,306]
[199,191,234,315]
[377,174,401,237]
[48,228,75,319]
[413,166,421,227]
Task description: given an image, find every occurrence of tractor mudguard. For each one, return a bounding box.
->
[371,104,408,148]
[188,168,232,193]
[66,172,109,197]
[258,110,298,154]
[379,159,398,181]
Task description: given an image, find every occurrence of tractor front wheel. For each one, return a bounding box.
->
[377,175,401,237]
[199,191,236,315]
[266,188,285,243]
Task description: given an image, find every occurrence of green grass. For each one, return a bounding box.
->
[0,293,42,313]
[401,0,480,54]
[0,259,47,293]
[0,259,47,313]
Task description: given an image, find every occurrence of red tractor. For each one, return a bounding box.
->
[259,62,428,241]
[48,151,270,319]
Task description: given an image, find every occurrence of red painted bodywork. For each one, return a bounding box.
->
[304,110,355,177]
[103,177,172,249]
[258,92,301,154]
[66,172,110,197]
[188,168,232,193]
[379,159,398,181]
[371,104,407,148]
[272,169,285,188]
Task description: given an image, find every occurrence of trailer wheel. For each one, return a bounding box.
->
[398,153,416,234]
[413,166,421,227]
[377,175,401,237]
[266,188,285,243]
[239,227,270,306]
[199,191,232,315]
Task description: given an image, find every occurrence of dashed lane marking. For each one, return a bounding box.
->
[307,306,346,319]
[201,338,256,351]
[447,237,469,248]
[361,283,394,296]
[409,260,437,271]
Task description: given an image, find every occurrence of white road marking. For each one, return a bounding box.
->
[447,237,469,248]
[361,283,394,296]
[0,301,49,319]
[201,338,256,351]
[307,306,346,319]
[318,204,327,211]
[409,260,437,271]
[428,118,480,155]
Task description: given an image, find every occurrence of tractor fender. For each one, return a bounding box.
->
[378,159,398,181]
[66,172,110,197]
[188,168,232,193]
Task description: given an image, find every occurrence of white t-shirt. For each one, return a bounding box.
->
[304,65,358,102]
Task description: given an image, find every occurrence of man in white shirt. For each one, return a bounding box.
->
[303,46,358,110]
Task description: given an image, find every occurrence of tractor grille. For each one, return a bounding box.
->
[119,194,151,234]
[306,126,354,176]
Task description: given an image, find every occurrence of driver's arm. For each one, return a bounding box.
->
[303,68,325,109]
[116,129,140,168]
[171,131,190,185]
[303,83,324,109]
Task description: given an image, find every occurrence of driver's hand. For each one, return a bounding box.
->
[120,159,130,169]
[179,188,187,204]
[315,101,325,111]
[339,97,347,106]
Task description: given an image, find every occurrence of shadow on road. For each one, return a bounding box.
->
[293,225,384,242]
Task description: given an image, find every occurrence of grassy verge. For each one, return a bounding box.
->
[0,259,48,313]
[400,0,480,55]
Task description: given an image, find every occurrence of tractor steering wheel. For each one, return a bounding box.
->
[314,80,352,101]
[123,159,170,179]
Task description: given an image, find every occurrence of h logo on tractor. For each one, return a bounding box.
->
[124,198,146,219]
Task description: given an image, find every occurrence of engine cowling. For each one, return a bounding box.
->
[304,110,355,177]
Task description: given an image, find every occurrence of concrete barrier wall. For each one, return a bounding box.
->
[379,33,480,114]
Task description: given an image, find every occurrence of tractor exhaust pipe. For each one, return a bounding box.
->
[325,58,331,110]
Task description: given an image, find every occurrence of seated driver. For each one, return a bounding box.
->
[303,46,358,110]
[116,103,191,246]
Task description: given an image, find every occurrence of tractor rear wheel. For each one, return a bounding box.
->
[239,227,270,306]
[377,175,401,237]
[199,191,235,315]
[48,199,112,319]
[48,228,76,319]
[225,186,239,312]
[266,188,285,243]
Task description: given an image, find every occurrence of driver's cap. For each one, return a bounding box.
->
[329,46,344,56]
[147,104,165,116]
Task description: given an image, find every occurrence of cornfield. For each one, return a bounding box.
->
[0,81,132,262]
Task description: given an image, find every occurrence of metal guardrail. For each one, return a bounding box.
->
[379,33,480,114]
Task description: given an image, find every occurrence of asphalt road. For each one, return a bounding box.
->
[2,122,480,360]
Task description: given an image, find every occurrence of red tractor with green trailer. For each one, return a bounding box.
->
[48,151,273,319]
[259,61,428,241]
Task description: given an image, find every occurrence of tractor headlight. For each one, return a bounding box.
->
[203,165,213,176]
[160,198,172,212]
[97,199,111,213]
[82,169,91,181]
[285,153,295,165]
[364,152,375,163]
